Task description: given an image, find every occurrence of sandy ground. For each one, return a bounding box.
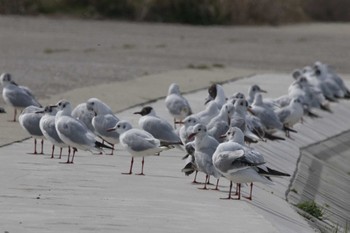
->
[0,16,350,99]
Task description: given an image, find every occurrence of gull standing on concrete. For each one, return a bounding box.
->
[275,97,304,137]
[38,105,70,159]
[71,103,95,133]
[188,123,221,190]
[231,98,265,143]
[18,106,45,154]
[165,83,192,128]
[55,100,112,163]
[107,120,172,175]
[205,83,227,109]
[1,73,41,122]
[207,102,234,142]
[246,84,267,105]
[250,93,297,135]
[134,106,182,144]
[86,98,120,155]
[193,101,220,125]
[213,127,289,200]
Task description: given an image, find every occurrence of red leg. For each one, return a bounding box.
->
[69,148,77,163]
[211,179,220,191]
[108,144,114,155]
[243,183,253,201]
[198,175,209,190]
[13,109,17,122]
[51,145,55,158]
[122,157,134,175]
[33,138,37,154]
[59,147,63,159]
[192,171,200,184]
[66,151,70,163]
[40,139,44,154]
[136,157,145,175]
[220,181,233,199]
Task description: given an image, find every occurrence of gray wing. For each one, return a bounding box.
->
[71,103,95,132]
[93,114,120,139]
[276,108,291,123]
[57,116,95,146]
[165,94,192,117]
[41,116,63,143]
[123,129,159,152]
[213,149,245,173]
[20,113,43,137]
[142,117,181,142]
[230,116,246,132]
[208,121,229,142]
[4,86,41,108]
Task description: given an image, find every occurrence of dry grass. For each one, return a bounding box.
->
[0,0,349,25]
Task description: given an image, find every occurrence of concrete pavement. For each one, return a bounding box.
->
[1,69,350,232]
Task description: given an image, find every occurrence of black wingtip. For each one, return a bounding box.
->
[264,132,285,141]
[95,141,113,150]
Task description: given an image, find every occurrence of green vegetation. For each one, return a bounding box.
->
[297,200,324,220]
[43,48,70,54]
[187,63,225,70]
[1,0,349,25]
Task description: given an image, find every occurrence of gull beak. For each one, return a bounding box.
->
[133,111,142,115]
[204,95,213,105]
[247,106,255,115]
[49,105,57,108]
[259,89,267,93]
[187,133,197,141]
[35,110,45,114]
[219,134,227,139]
[174,121,184,125]
[106,126,116,132]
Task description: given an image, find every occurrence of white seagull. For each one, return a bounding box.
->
[188,123,221,190]
[38,105,70,159]
[1,73,41,122]
[55,100,112,163]
[107,120,172,175]
[134,106,182,144]
[165,83,192,127]
[86,98,120,155]
[19,105,45,154]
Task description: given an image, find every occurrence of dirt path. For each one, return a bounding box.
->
[1,16,349,99]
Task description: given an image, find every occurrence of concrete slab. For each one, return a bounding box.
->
[1,71,350,233]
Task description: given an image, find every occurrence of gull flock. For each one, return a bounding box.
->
[1,61,349,201]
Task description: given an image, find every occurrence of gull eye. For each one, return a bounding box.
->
[117,125,120,128]
[63,104,66,108]
[198,128,201,131]
[91,102,94,105]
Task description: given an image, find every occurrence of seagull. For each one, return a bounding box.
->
[178,115,200,145]
[86,98,120,155]
[250,93,297,135]
[207,102,234,142]
[275,97,304,137]
[55,99,113,163]
[71,103,95,133]
[134,106,182,144]
[38,105,70,159]
[205,83,227,109]
[107,120,172,175]
[19,105,45,154]
[165,83,192,127]
[1,73,41,122]
[188,123,221,190]
[246,84,267,105]
[213,127,289,200]
[193,101,220,125]
[231,98,265,143]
